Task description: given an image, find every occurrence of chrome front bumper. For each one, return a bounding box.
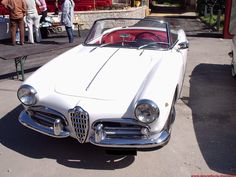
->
[19,110,70,138]
[89,120,170,148]
[19,109,170,149]
[90,131,170,148]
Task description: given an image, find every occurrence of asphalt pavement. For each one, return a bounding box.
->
[0,30,88,78]
[0,12,235,177]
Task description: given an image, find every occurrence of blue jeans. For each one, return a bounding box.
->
[65,26,74,43]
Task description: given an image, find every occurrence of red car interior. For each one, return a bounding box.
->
[101,29,168,44]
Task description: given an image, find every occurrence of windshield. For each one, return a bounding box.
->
[84,18,170,50]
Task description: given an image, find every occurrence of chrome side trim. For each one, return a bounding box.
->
[19,110,70,138]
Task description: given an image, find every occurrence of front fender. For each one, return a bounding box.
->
[137,53,183,132]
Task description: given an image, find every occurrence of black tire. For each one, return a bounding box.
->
[166,90,177,133]
[167,105,176,133]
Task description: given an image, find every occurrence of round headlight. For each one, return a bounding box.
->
[135,99,159,124]
[17,85,37,106]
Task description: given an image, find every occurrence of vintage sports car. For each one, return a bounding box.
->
[17,18,188,149]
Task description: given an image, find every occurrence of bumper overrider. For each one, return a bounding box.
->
[18,106,170,149]
[19,109,70,138]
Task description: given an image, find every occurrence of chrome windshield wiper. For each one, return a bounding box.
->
[89,43,114,52]
[138,42,169,50]
[90,42,120,52]
[100,42,114,47]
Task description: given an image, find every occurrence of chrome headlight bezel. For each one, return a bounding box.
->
[17,85,37,106]
[134,99,160,124]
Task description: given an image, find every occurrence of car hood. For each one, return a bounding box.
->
[54,47,163,101]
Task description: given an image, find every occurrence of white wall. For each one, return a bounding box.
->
[0,7,146,40]
[74,6,146,29]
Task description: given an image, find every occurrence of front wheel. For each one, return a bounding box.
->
[166,89,178,133]
[167,105,176,133]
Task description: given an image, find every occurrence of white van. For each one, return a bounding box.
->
[229,1,236,77]
[230,36,236,77]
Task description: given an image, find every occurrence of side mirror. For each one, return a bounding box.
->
[178,41,189,50]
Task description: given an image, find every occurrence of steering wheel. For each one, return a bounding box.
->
[135,32,162,43]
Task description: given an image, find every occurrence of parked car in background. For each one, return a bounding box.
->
[17,18,188,150]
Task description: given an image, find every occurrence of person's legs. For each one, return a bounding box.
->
[33,14,41,42]
[26,15,34,43]
[54,0,59,15]
[65,26,74,43]
[10,19,17,45]
[40,10,48,23]
[16,28,20,44]
[18,18,25,44]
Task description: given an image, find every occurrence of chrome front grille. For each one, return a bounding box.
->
[92,118,149,140]
[28,106,67,128]
[69,107,89,143]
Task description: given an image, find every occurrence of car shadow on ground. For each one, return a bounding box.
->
[182,63,236,174]
[0,105,135,169]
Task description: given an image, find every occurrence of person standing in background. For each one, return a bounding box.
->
[61,0,74,43]
[25,0,41,43]
[1,0,26,45]
[54,0,59,15]
[16,28,20,44]
[38,0,47,23]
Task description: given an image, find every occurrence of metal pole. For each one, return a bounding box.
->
[216,9,221,31]
[204,0,208,17]
[204,4,208,16]
[209,6,213,24]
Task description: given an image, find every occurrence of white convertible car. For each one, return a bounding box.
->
[17,18,188,150]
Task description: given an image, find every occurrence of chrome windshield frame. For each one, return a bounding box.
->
[83,18,171,49]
